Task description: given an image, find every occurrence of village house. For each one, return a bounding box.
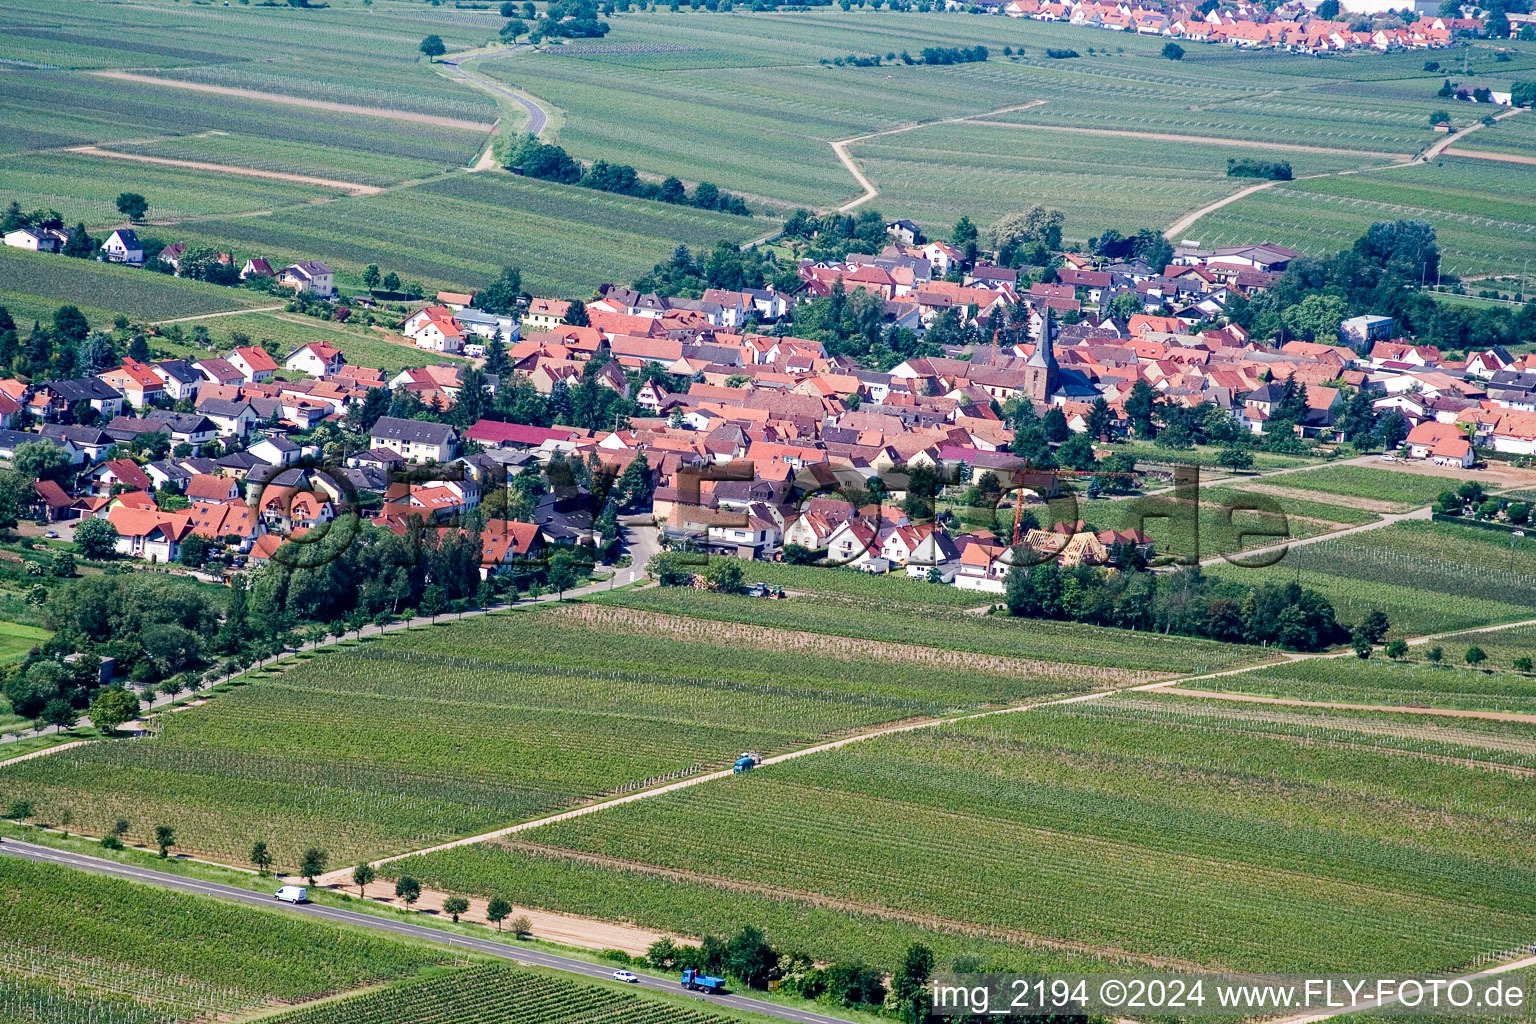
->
[277,261,335,298]
[369,416,458,464]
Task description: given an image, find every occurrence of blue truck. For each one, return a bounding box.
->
[733,752,762,774]
[681,969,727,993]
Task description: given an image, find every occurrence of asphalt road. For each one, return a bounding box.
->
[0,837,855,1024]
[442,53,547,136]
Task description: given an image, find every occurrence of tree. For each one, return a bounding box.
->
[1427,645,1443,664]
[1162,41,1184,59]
[987,206,1064,266]
[479,266,523,314]
[299,846,328,884]
[115,192,149,222]
[892,943,934,1023]
[251,840,273,875]
[724,925,778,989]
[510,913,532,937]
[487,897,512,930]
[1357,609,1390,645]
[420,34,446,59]
[501,16,527,39]
[62,224,95,259]
[1466,645,1487,667]
[1386,639,1408,660]
[382,271,400,293]
[444,895,470,922]
[154,824,176,858]
[362,264,381,291]
[563,300,590,327]
[419,584,447,622]
[88,687,139,734]
[1515,656,1533,672]
[1316,0,1339,15]
[14,440,68,481]
[547,561,577,598]
[1282,293,1346,342]
[74,517,120,559]
[394,876,422,906]
[1216,447,1253,472]
[40,697,76,733]
[1352,633,1373,659]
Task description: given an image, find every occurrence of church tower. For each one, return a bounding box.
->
[1024,306,1059,405]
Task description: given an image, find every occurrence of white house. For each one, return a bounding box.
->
[284,341,345,378]
[401,306,466,354]
[100,229,143,265]
[370,416,458,464]
[278,261,335,298]
[228,346,279,383]
[3,228,59,253]
[823,519,888,572]
[1404,420,1474,467]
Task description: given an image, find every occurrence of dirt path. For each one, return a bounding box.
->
[1271,954,1536,1024]
[1149,686,1536,724]
[1194,505,1430,567]
[150,305,284,326]
[89,71,497,133]
[66,146,381,195]
[1442,146,1536,166]
[827,100,1047,213]
[336,878,678,956]
[1161,107,1523,242]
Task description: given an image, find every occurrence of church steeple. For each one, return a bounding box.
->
[1024,306,1058,405]
[1027,307,1058,370]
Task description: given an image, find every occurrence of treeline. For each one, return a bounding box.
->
[1227,157,1292,180]
[1006,564,1353,652]
[920,44,988,64]
[505,136,751,215]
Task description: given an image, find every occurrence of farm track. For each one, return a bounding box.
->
[1165,106,1525,241]
[87,71,498,132]
[64,146,382,196]
[1149,686,1536,724]
[827,100,1047,213]
[150,305,284,325]
[1442,146,1536,166]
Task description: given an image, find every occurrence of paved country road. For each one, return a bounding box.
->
[0,837,857,1024]
[441,51,548,137]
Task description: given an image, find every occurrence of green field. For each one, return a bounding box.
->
[154,173,774,297]
[593,585,1264,674]
[1192,155,1536,278]
[0,247,263,323]
[7,0,1529,286]
[1206,657,1536,714]
[400,693,1536,975]
[0,856,451,1023]
[0,601,1117,866]
[1436,623,1536,671]
[1208,520,1536,637]
[263,962,752,1024]
[1257,464,1469,510]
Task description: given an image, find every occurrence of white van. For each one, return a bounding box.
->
[274,885,308,904]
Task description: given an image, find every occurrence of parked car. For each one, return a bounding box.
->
[43,530,57,539]
[612,970,639,983]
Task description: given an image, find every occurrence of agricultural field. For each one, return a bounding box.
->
[1198,486,1383,527]
[1206,520,1536,637]
[399,693,1536,975]
[1437,623,1536,671]
[0,856,452,1024]
[155,173,774,298]
[0,247,263,323]
[264,963,751,1024]
[1201,657,1536,714]
[1254,464,1469,510]
[594,585,1265,674]
[1190,155,1536,278]
[0,600,1115,866]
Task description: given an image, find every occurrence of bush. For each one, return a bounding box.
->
[1162,42,1184,59]
[1227,157,1293,181]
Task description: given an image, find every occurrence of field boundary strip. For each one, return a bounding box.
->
[1148,686,1536,724]
[65,146,382,196]
[87,71,498,133]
